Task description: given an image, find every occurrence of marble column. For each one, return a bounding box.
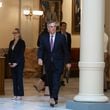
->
[74,0,109,102]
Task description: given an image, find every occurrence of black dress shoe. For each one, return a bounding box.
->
[50,103,54,107]
[60,80,65,86]
[50,98,55,107]
[104,89,107,92]
[54,98,58,104]
[55,100,58,104]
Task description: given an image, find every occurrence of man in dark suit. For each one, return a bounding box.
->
[59,22,71,54]
[59,22,72,86]
[38,21,71,107]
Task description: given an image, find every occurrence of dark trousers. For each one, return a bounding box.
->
[11,63,24,96]
[45,61,64,100]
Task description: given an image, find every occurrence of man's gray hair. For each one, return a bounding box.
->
[47,20,57,27]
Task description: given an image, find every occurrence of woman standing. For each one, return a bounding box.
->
[8,28,25,100]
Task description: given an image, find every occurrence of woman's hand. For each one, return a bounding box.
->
[66,63,71,70]
[38,58,43,66]
[9,63,18,68]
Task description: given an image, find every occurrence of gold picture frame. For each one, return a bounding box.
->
[39,0,63,33]
[72,0,80,34]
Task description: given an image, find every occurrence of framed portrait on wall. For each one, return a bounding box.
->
[72,0,80,34]
[39,0,63,33]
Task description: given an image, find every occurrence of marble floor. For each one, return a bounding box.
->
[0,78,110,110]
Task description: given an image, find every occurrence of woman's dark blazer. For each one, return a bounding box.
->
[8,39,25,64]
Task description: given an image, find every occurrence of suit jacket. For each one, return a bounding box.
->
[37,30,48,47]
[59,31,71,54]
[8,38,25,64]
[38,32,70,68]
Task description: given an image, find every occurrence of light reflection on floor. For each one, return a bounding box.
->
[1,78,110,110]
[0,96,71,110]
[0,78,79,110]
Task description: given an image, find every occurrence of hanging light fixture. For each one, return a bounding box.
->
[23,8,43,20]
[32,10,43,16]
[0,0,3,8]
[23,9,32,16]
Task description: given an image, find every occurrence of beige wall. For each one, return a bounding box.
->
[2,0,110,49]
[0,0,40,48]
[20,0,40,48]
[105,0,110,35]
[0,0,80,48]
[0,0,19,48]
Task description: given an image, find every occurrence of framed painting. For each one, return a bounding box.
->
[39,0,63,33]
[72,0,80,34]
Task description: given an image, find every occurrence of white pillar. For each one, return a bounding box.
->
[74,0,109,102]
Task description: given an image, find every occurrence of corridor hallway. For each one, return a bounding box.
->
[0,78,79,110]
[0,78,110,110]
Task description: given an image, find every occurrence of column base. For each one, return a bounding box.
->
[66,100,110,110]
[74,94,109,102]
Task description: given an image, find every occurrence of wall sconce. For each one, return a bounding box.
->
[23,9,43,20]
[0,0,3,8]
[32,10,43,16]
